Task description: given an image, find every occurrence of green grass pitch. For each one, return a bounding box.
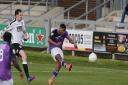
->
[12,51,128,85]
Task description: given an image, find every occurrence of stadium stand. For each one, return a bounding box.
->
[0,0,64,26]
[58,0,96,20]
[0,0,128,32]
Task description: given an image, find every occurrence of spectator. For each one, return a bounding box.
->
[121,4,128,23]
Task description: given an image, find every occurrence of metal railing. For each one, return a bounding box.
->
[51,0,113,29]
[51,0,127,21]
[0,0,52,24]
[0,0,51,16]
[52,0,85,20]
[22,1,44,16]
[76,0,111,20]
[51,0,128,31]
[0,1,18,15]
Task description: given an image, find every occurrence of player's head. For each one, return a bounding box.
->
[15,9,23,21]
[58,24,66,35]
[3,32,12,44]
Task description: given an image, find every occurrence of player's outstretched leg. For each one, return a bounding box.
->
[20,50,35,83]
[48,65,61,85]
[48,69,58,85]
[61,59,72,71]
[48,54,62,85]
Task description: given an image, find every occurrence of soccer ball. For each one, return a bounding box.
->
[88,52,97,62]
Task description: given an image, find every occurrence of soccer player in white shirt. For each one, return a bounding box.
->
[5,9,35,83]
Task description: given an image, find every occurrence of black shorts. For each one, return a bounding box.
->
[11,43,23,56]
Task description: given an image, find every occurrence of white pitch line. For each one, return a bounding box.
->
[12,69,128,73]
[12,70,86,73]
[28,63,85,67]
[15,63,128,73]
[29,63,128,73]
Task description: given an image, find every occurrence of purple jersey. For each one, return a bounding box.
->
[0,42,12,80]
[49,29,68,50]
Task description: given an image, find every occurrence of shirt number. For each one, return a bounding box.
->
[0,49,3,62]
[17,26,23,32]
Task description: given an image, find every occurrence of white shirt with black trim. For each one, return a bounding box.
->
[6,20,26,45]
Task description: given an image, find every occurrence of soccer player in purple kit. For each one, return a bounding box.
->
[0,32,23,85]
[48,24,77,85]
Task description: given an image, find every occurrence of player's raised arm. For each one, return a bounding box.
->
[5,19,15,32]
[6,25,13,32]
[66,35,77,48]
[23,31,29,41]
[22,20,29,41]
